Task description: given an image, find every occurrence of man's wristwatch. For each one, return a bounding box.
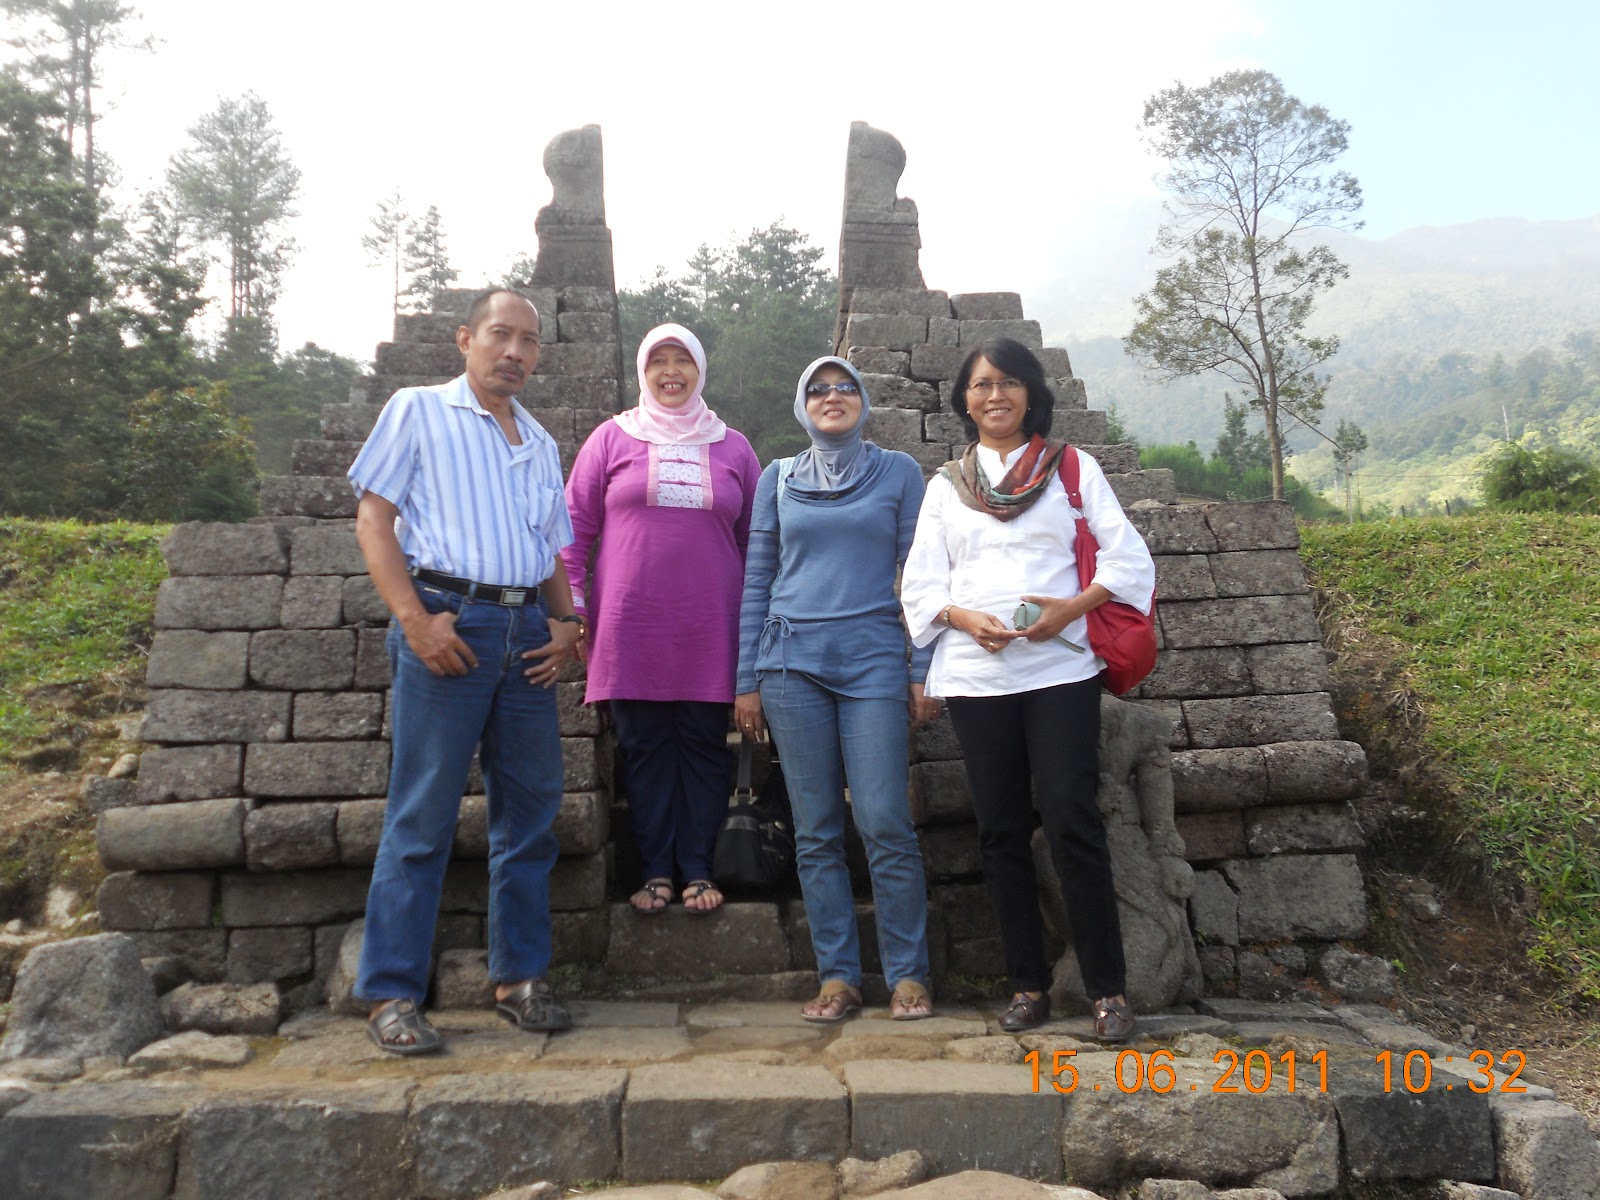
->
[556,614,586,637]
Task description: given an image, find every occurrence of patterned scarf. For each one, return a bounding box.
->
[940,435,1068,522]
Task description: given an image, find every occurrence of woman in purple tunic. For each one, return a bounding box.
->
[562,324,760,914]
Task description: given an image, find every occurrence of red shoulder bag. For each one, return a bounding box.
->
[1058,446,1158,695]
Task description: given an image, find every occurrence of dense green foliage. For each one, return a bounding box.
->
[1481,443,1600,513]
[1127,70,1362,499]
[0,518,167,767]
[1302,515,1600,1000]
[618,222,836,462]
[0,51,359,520]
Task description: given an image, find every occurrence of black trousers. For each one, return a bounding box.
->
[946,678,1127,998]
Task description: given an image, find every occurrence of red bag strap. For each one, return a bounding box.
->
[1058,443,1086,511]
[1058,445,1098,586]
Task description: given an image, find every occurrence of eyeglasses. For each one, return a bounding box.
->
[966,379,1025,397]
[805,380,861,398]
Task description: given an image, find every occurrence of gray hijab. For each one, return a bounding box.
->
[786,356,878,499]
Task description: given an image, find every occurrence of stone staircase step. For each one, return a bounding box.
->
[291,440,364,478]
[1110,468,1176,505]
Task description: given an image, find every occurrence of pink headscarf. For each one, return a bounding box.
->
[612,323,727,446]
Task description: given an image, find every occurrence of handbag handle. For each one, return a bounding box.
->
[734,735,755,800]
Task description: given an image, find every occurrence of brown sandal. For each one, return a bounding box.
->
[889,981,934,1021]
[801,981,862,1024]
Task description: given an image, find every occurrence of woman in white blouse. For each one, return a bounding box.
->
[901,337,1155,1040]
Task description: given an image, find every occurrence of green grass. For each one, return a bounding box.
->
[1301,514,1600,1001]
[0,518,170,769]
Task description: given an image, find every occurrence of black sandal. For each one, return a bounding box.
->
[366,998,443,1056]
[680,879,724,914]
[495,979,571,1033]
[630,878,673,915]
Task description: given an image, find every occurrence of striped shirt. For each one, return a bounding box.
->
[348,374,573,586]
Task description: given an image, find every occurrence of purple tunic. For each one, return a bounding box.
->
[562,419,761,705]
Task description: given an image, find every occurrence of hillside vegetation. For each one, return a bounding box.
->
[1301,514,1600,1002]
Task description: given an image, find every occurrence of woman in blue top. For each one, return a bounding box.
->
[735,357,938,1023]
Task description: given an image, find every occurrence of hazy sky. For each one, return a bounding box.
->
[18,0,1599,359]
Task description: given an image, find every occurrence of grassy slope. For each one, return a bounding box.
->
[0,518,169,769]
[1301,514,1600,1001]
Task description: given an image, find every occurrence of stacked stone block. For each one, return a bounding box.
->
[838,283,1368,994]
[102,276,628,995]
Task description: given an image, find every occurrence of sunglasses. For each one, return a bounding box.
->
[804,380,861,398]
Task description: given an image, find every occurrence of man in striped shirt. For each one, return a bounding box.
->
[347,288,586,1055]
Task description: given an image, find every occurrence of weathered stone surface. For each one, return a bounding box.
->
[286,525,363,576]
[1109,469,1177,506]
[910,344,965,383]
[244,741,389,797]
[220,868,372,927]
[142,689,290,744]
[0,934,163,1062]
[1055,410,1108,445]
[949,293,1024,320]
[227,926,313,983]
[1188,870,1239,946]
[1314,945,1394,1002]
[852,287,952,317]
[718,1159,842,1199]
[1182,694,1340,749]
[411,1070,627,1195]
[1059,1053,1339,1194]
[322,920,365,1014]
[847,313,929,350]
[850,347,910,375]
[1171,748,1268,813]
[1491,1096,1600,1200]
[1161,595,1323,650]
[558,310,617,342]
[957,319,1042,349]
[552,790,609,855]
[293,692,384,741]
[606,902,790,979]
[126,929,226,982]
[261,475,360,519]
[1131,507,1220,555]
[1437,1186,1526,1200]
[548,852,605,910]
[321,402,384,440]
[280,575,344,628]
[1173,811,1246,862]
[538,342,620,378]
[835,1149,928,1197]
[919,823,983,879]
[340,575,390,624]
[147,630,250,689]
[155,574,284,630]
[335,798,387,863]
[98,870,214,931]
[845,1060,1057,1177]
[1199,945,1234,985]
[1210,549,1310,598]
[81,774,136,812]
[174,1080,412,1199]
[0,1081,191,1199]
[1153,555,1218,601]
[136,744,243,804]
[290,439,363,477]
[1260,741,1367,803]
[1246,643,1332,695]
[909,760,972,826]
[1140,647,1252,699]
[162,980,282,1036]
[1206,502,1299,551]
[129,1030,253,1072]
[623,1062,847,1181]
[99,798,246,870]
[1246,803,1361,855]
[563,736,600,790]
[163,522,289,576]
[928,317,959,347]
[354,628,391,688]
[249,629,356,690]
[245,802,339,871]
[1223,854,1367,941]
[866,407,923,452]
[860,373,940,413]
[431,948,493,1009]
[1329,1056,1493,1182]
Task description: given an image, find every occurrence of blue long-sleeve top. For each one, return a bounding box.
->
[736,445,933,698]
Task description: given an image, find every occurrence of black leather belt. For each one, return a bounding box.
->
[414,569,539,607]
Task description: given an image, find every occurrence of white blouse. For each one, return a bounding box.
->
[901,443,1156,699]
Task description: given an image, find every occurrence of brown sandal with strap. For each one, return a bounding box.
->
[889,981,934,1021]
[801,981,862,1024]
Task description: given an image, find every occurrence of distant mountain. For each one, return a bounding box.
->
[1050,215,1600,509]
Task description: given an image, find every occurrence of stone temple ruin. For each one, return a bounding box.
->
[7,121,1598,1200]
[90,119,1373,1011]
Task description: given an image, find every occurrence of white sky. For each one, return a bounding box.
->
[18,0,1600,361]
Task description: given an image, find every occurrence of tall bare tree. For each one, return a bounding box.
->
[1124,70,1362,499]
[362,190,409,322]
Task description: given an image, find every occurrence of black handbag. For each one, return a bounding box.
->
[713,738,796,890]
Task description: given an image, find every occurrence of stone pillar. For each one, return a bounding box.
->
[835,121,926,350]
[530,124,618,292]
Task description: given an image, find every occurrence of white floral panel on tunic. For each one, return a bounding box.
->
[648,443,713,510]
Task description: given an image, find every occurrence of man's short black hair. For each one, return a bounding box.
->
[462,287,540,333]
[949,337,1056,442]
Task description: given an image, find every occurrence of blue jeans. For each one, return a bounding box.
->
[356,583,563,1003]
[761,673,930,989]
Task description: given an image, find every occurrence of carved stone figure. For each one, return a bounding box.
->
[531,124,616,289]
[837,121,924,303]
[1034,695,1203,1012]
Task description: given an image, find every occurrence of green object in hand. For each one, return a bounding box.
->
[1012,601,1087,653]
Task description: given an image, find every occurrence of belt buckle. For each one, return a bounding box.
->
[499,587,527,606]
